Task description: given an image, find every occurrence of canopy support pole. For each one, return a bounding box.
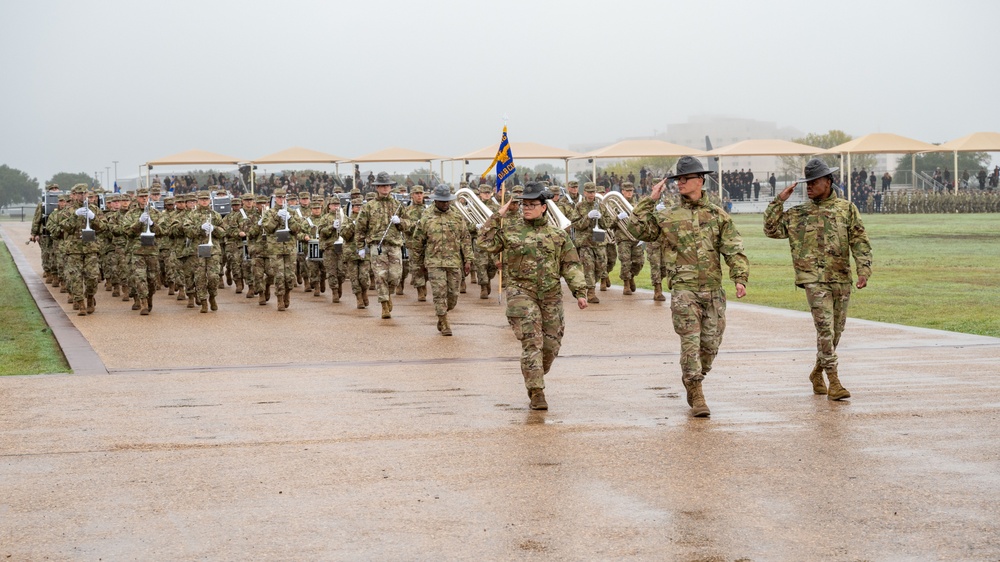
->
[846,153,852,202]
[953,150,959,194]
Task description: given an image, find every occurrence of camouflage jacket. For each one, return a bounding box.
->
[355,195,409,249]
[402,203,426,238]
[183,208,226,257]
[123,206,163,256]
[571,198,615,248]
[260,207,306,256]
[30,203,45,237]
[478,213,587,301]
[629,192,749,291]
[763,192,872,287]
[410,206,473,270]
[338,212,366,259]
[48,202,106,255]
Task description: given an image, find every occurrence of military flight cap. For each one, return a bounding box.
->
[430,184,456,202]
[668,156,714,179]
[799,158,840,183]
[583,182,597,192]
[372,172,396,186]
[516,182,547,200]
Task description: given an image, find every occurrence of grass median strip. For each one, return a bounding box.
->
[620,213,1000,338]
[0,240,70,375]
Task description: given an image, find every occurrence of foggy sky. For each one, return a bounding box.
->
[2,0,998,187]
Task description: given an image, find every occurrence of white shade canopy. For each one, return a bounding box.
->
[253,146,347,164]
[147,149,245,167]
[581,139,706,159]
[824,133,940,154]
[455,141,582,161]
[348,147,446,163]
[936,132,1000,152]
[707,138,822,157]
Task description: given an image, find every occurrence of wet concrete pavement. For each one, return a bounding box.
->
[3,221,1000,560]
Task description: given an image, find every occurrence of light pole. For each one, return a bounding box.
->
[105,166,110,190]
[95,170,101,188]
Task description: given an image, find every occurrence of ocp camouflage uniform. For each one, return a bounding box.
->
[614,188,644,295]
[410,200,473,326]
[184,195,226,312]
[339,195,370,307]
[764,189,872,395]
[356,189,410,315]
[261,196,308,310]
[477,203,588,398]
[48,188,106,315]
[472,185,501,299]
[317,203,345,303]
[402,195,428,298]
[571,184,614,302]
[629,188,749,394]
[248,196,274,302]
[124,194,162,314]
[221,196,253,294]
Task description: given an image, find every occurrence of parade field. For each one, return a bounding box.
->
[626,213,1000,338]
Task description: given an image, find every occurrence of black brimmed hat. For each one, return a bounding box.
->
[799,158,839,183]
[667,156,714,179]
[516,182,547,200]
[431,184,456,202]
[372,172,396,186]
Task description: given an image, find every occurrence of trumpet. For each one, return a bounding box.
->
[600,191,637,242]
[455,188,493,229]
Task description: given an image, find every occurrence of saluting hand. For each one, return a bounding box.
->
[778,183,797,202]
[650,178,668,200]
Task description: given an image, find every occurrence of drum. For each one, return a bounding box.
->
[198,243,213,258]
[81,229,96,242]
[140,233,156,247]
[276,229,291,243]
[297,240,307,255]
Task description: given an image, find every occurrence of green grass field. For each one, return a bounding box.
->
[619,213,1000,337]
[0,240,70,375]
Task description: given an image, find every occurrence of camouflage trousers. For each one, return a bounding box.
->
[64,252,100,303]
[427,267,460,316]
[40,236,54,275]
[109,245,128,288]
[605,242,617,277]
[616,239,645,282]
[181,255,197,293]
[252,254,273,293]
[164,249,183,290]
[505,288,565,390]
[578,245,607,288]
[131,253,160,300]
[474,245,497,288]
[269,253,296,296]
[158,249,170,287]
[345,258,370,295]
[369,244,402,303]
[324,249,345,288]
[647,241,667,284]
[670,288,727,385]
[803,283,852,370]
[306,256,325,289]
[193,255,221,301]
[226,248,245,283]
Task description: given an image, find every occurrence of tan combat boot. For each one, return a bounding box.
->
[76,300,86,316]
[356,292,366,309]
[209,295,218,311]
[601,275,609,291]
[395,283,404,296]
[623,282,632,296]
[809,362,827,395]
[313,285,321,297]
[826,368,851,401]
[139,298,149,316]
[320,277,327,294]
[146,292,153,312]
[362,289,369,307]
[133,296,142,311]
[331,286,340,304]
[480,284,489,299]
[417,286,427,302]
[460,278,467,293]
[235,279,243,294]
[187,294,196,309]
[587,287,600,304]
[439,314,452,336]
[86,296,96,314]
[105,281,112,292]
[470,269,477,284]
[200,299,208,313]
[381,300,391,319]
[685,380,711,417]
[653,282,666,301]
[176,286,186,301]
[528,388,548,411]
[112,284,120,298]
[283,291,290,309]
[629,278,636,293]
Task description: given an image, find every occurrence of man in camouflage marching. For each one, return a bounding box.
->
[473,182,501,299]
[317,196,345,303]
[614,182,644,296]
[29,183,62,284]
[478,182,589,411]
[261,188,308,311]
[184,190,226,312]
[629,157,749,417]
[401,186,428,301]
[355,172,411,319]
[123,188,161,315]
[410,184,473,336]
[339,189,371,308]
[764,158,872,401]
[571,182,614,303]
[47,184,106,316]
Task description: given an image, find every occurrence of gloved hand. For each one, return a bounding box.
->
[202,222,214,234]
[139,212,151,225]
[277,209,290,220]
[358,248,366,259]
[655,203,666,212]
[587,210,601,219]
[257,217,264,226]
[75,207,95,220]
[617,211,629,220]
[390,215,401,225]
[333,219,341,230]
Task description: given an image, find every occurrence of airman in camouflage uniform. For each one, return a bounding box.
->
[220,195,250,294]
[261,188,308,311]
[410,185,473,336]
[477,182,589,411]
[303,199,326,297]
[402,186,428,301]
[184,191,226,313]
[30,184,62,284]
[247,195,272,301]
[764,158,872,401]
[571,182,614,303]
[317,197,345,303]
[629,158,749,417]
[339,190,370,308]
[355,172,411,319]
[47,184,107,315]
[473,183,501,299]
[123,188,162,315]
[614,182,644,296]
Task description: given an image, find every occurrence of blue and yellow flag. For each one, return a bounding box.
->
[481,126,515,192]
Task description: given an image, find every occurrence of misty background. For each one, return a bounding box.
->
[2,0,998,188]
